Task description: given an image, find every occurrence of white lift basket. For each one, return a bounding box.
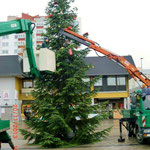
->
[23,48,56,73]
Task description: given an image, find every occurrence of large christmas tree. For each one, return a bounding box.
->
[20,0,110,148]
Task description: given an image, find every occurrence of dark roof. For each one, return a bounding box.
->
[0,55,24,77]
[84,55,136,76]
[0,55,135,77]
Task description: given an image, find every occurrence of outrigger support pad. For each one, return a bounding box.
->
[118,118,136,142]
[118,137,125,142]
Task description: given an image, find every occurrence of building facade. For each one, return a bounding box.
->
[0,13,46,55]
[20,55,135,118]
[0,54,135,120]
[84,56,135,118]
[0,55,24,120]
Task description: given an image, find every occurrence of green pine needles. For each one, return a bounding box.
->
[20,0,111,148]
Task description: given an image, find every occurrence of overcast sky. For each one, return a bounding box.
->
[1,0,150,69]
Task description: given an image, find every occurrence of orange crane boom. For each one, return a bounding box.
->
[59,28,150,87]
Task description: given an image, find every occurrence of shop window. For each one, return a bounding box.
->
[22,79,34,88]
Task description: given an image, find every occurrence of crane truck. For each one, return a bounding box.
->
[59,28,150,144]
[0,19,55,149]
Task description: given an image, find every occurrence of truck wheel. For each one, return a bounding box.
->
[136,128,144,144]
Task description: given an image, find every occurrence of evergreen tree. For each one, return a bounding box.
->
[20,0,110,148]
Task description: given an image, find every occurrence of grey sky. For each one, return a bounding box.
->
[1,0,150,69]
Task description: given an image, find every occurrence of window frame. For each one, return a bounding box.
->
[107,76,116,86]
[82,77,90,83]
[117,76,126,86]
[2,50,8,54]
[94,77,103,86]
[2,42,9,47]
[22,79,34,88]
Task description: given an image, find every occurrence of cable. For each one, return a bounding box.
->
[94,42,102,57]
[135,80,142,89]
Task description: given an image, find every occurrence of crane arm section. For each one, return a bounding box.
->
[59,28,150,87]
[0,19,40,77]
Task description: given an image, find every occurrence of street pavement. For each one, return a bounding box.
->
[1,119,150,150]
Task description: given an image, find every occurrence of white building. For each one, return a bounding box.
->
[0,13,46,55]
[0,55,23,120]
[0,34,18,55]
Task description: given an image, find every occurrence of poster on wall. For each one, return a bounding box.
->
[3,91,10,100]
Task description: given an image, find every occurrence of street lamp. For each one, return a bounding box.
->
[140,58,144,71]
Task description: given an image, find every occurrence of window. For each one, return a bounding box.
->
[18,34,26,38]
[82,78,90,82]
[37,36,44,41]
[37,29,44,34]
[14,49,18,54]
[37,22,44,27]
[82,77,91,91]
[23,79,34,88]
[2,42,9,47]
[107,76,116,86]
[15,35,18,39]
[94,78,102,86]
[18,41,25,46]
[2,50,8,54]
[14,42,18,46]
[2,35,9,39]
[117,77,126,85]
[144,95,150,110]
